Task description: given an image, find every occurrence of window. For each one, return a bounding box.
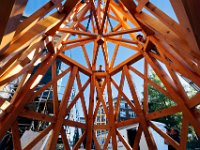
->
[128,111,135,118]
[120,111,126,117]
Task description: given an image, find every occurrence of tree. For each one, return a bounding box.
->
[147,72,200,148]
[148,72,182,129]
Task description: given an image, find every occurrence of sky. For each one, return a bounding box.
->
[23,0,184,117]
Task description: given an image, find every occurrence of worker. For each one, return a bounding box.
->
[96,65,105,100]
[136,34,146,43]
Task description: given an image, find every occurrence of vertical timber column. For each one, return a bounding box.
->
[123,65,157,150]
[46,66,78,150]
[106,74,117,149]
[86,75,95,149]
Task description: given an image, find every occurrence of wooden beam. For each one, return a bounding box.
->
[100,0,110,34]
[63,120,86,129]
[57,53,92,76]
[20,109,56,123]
[0,0,28,51]
[73,130,86,150]
[0,53,57,140]
[106,75,117,149]
[136,0,149,12]
[109,52,143,75]
[133,124,143,149]
[0,0,16,43]
[149,122,179,149]
[180,0,200,50]
[46,66,78,150]
[124,65,157,149]
[11,121,22,150]
[24,125,53,150]
[60,127,71,150]
[103,28,142,37]
[116,129,132,150]
[59,28,97,37]
[86,75,95,149]
[0,12,65,59]
[76,72,88,120]
[146,106,180,121]
[116,118,140,128]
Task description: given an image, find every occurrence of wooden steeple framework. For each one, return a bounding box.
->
[0,0,200,149]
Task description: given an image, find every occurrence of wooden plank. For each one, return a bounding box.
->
[169,0,199,52]
[143,59,148,113]
[106,38,140,51]
[93,124,109,130]
[136,0,149,12]
[116,130,132,150]
[0,50,47,86]
[0,38,45,78]
[0,12,65,59]
[60,127,71,150]
[188,92,200,108]
[92,131,101,150]
[0,53,57,140]
[33,67,71,99]
[102,43,109,71]
[81,44,92,70]
[149,122,179,149]
[109,52,143,75]
[65,78,90,116]
[135,12,200,71]
[73,130,86,150]
[57,53,92,76]
[103,28,142,37]
[180,0,200,50]
[62,36,96,45]
[59,28,97,37]
[24,124,53,150]
[100,0,111,34]
[11,121,22,150]
[20,109,56,123]
[46,66,78,150]
[116,118,140,128]
[0,0,28,52]
[0,0,16,43]
[106,75,117,149]
[106,37,138,45]
[149,36,200,86]
[63,120,86,129]
[63,0,79,16]
[14,1,55,36]
[115,70,125,121]
[110,43,119,69]
[180,114,189,150]
[91,0,101,34]
[92,41,100,70]
[146,106,180,121]
[95,80,109,120]
[86,75,95,149]
[76,71,88,118]
[144,51,200,136]
[123,65,157,149]
[111,78,137,113]
[133,124,143,149]
[103,130,112,149]
[61,39,93,51]
[52,61,59,115]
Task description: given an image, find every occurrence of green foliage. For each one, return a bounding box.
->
[148,72,181,128]
[147,72,200,146]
